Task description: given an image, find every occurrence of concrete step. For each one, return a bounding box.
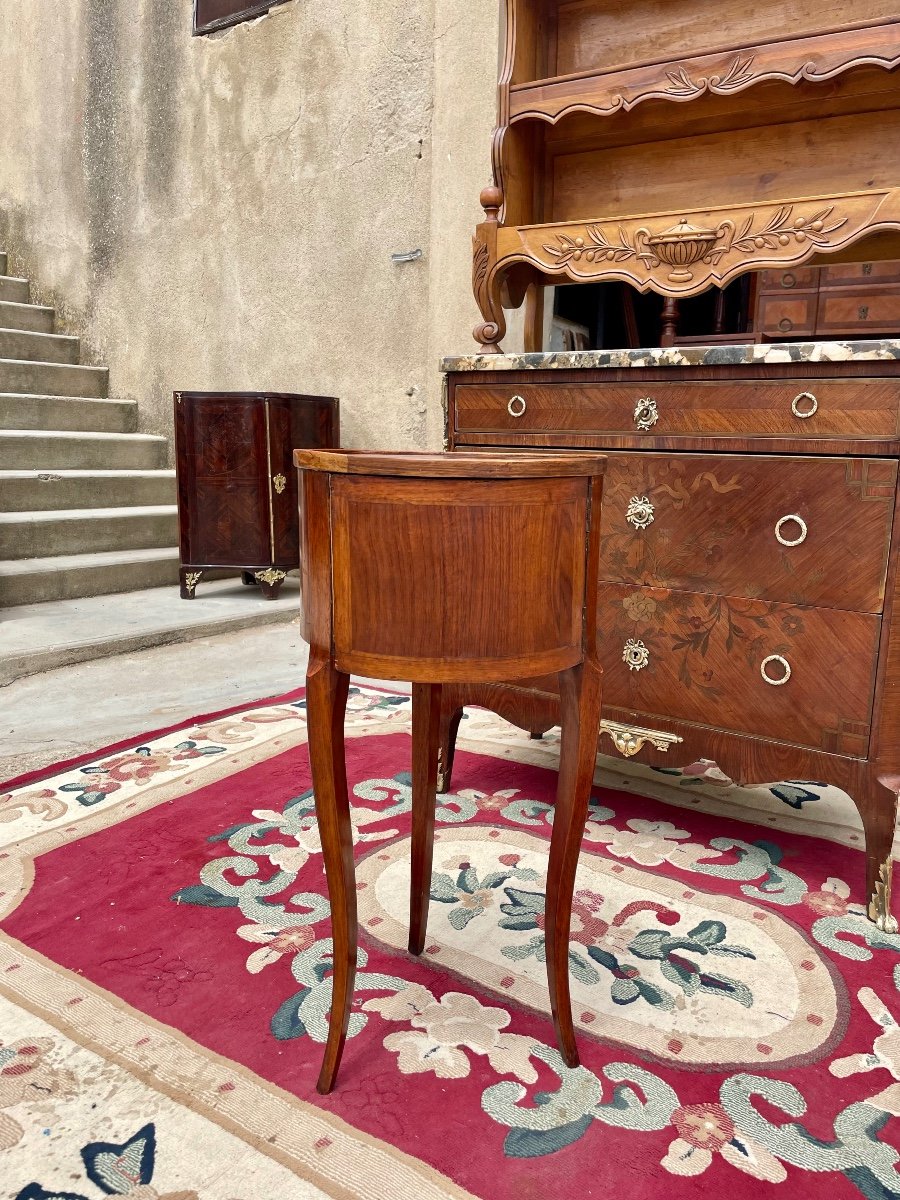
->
[0,546,182,606]
[0,276,29,303]
[0,505,178,558]
[0,329,78,364]
[0,429,168,470]
[0,393,137,433]
[0,575,300,684]
[0,469,176,511]
[0,302,50,333]
[0,359,107,397]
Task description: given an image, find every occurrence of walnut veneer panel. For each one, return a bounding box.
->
[599,453,896,613]
[330,475,588,681]
[454,379,900,439]
[597,582,879,755]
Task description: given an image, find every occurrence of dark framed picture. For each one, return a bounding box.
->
[193,0,292,35]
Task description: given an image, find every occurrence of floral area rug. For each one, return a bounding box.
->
[1,686,900,1199]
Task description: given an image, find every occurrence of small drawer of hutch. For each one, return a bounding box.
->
[597,583,879,756]
[756,293,818,339]
[599,453,896,614]
[817,288,900,334]
[452,378,900,440]
[758,267,820,292]
[821,262,900,287]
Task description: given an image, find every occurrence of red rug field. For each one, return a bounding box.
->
[1,685,899,1199]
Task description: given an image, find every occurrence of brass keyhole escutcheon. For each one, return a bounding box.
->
[626,496,655,530]
[623,638,650,671]
[634,398,659,431]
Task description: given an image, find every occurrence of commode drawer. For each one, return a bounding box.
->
[598,583,879,757]
[453,378,900,440]
[599,453,896,613]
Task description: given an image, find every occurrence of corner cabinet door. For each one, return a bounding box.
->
[176,395,270,565]
[266,398,301,565]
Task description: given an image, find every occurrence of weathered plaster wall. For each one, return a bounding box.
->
[0,0,506,456]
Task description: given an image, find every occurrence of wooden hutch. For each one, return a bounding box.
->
[443,3,900,932]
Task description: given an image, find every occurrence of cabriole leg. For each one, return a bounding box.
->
[409,683,442,955]
[545,660,603,1067]
[437,693,464,795]
[858,767,900,934]
[306,656,353,1094]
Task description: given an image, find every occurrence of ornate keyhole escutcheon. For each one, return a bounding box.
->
[626,495,655,530]
[775,514,808,547]
[761,654,792,686]
[507,394,527,418]
[623,638,650,671]
[272,473,287,495]
[791,391,818,419]
[634,397,659,431]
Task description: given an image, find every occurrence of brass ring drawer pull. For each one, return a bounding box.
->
[761,654,792,686]
[634,397,659,430]
[775,514,807,547]
[791,391,818,418]
[623,638,650,671]
[507,394,527,417]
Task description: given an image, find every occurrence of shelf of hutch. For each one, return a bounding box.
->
[174,391,338,600]
[474,1,900,353]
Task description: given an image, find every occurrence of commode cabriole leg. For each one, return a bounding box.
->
[306,655,354,1095]
[409,683,443,955]
[858,765,900,934]
[545,660,603,1068]
[436,694,464,795]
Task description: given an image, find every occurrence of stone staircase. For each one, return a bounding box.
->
[0,252,180,607]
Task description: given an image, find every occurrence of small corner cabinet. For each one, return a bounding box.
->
[174,391,339,600]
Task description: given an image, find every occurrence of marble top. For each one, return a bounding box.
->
[441,339,900,373]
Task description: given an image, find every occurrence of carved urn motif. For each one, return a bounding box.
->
[646,217,720,282]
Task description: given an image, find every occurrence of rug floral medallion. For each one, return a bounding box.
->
[2,686,900,1199]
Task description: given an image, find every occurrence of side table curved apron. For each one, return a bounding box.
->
[294,449,607,1093]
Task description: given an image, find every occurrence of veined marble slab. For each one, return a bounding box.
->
[441,339,900,372]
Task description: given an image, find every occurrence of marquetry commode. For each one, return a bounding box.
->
[441,339,900,932]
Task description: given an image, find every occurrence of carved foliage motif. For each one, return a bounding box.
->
[543,205,848,286]
[508,26,900,123]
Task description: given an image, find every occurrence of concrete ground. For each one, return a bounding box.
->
[1,622,313,780]
[0,576,302,687]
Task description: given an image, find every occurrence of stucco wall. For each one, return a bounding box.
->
[0,0,505,456]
